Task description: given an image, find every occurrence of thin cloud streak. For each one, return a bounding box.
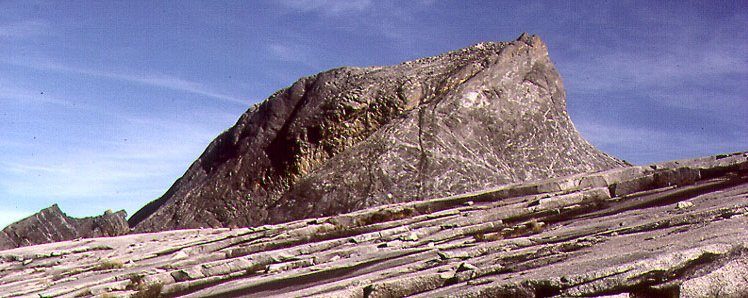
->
[563,47,748,95]
[0,59,249,105]
[0,85,74,107]
[553,1,748,117]
[272,1,436,55]
[575,119,748,165]
[0,113,224,219]
[277,0,372,16]
[561,41,748,124]
[266,42,324,70]
[0,20,48,39]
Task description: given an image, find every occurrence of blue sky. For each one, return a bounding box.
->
[1,0,746,227]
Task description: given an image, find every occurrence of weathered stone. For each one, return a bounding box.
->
[609,174,655,197]
[528,187,610,212]
[0,152,746,297]
[129,33,626,232]
[653,167,701,187]
[680,256,748,298]
[700,152,748,179]
[456,262,478,272]
[579,166,651,189]
[676,201,694,209]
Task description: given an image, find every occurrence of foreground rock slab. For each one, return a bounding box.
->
[1,151,746,297]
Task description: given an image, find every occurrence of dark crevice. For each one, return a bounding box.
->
[265,86,313,175]
[530,280,562,298]
[416,106,428,199]
[199,129,241,174]
[306,125,323,144]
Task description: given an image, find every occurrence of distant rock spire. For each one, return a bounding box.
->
[0,205,129,249]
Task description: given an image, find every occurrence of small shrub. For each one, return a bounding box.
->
[500,219,546,239]
[131,283,163,298]
[474,232,503,242]
[356,207,417,226]
[125,273,145,290]
[95,259,124,271]
[73,289,92,297]
[527,219,545,234]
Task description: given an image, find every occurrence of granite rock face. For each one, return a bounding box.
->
[130,33,626,232]
[1,152,746,297]
[0,205,129,250]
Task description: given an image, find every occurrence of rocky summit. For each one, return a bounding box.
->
[129,33,626,232]
[0,152,746,297]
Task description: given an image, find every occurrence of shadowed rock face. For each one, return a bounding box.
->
[0,205,128,250]
[129,33,626,232]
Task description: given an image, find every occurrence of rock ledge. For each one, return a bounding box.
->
[1,151,746,297]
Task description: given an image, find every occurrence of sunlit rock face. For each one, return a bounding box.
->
[129,33,626,232]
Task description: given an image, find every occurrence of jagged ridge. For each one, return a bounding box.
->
[0,205,128,250]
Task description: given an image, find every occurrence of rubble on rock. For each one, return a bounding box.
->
[0,205,129,251]
[1,151,745,297]
[129,33,626,232]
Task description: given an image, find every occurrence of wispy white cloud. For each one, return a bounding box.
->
[575,119,748,165]
[0,59,249,105]
[0,85,74,107]
[561,38,748,120]
[127,73,249,105]
[268,43,310,64]
[0,20,48,39]
[0,113,225,218]
[277,0,372,16]
[1,157,166,199]
[564,44,748,91]
[271,0,439,61]
[556,3,748,117]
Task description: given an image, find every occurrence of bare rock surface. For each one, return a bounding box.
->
[129,33,626,232]
[1,151,746,297]
[0,205,129,250]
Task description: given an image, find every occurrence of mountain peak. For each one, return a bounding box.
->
[129,34,626,232]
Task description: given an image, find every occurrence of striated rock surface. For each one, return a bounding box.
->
[130,33,626,232]
[0,152,746,297]
[0,205,129,250]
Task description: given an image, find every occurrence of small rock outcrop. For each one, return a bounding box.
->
[129,33,626,232]
[0,205,129,250]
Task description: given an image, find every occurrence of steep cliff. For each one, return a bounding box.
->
[129,33,626,232]
[0,204,129,250]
